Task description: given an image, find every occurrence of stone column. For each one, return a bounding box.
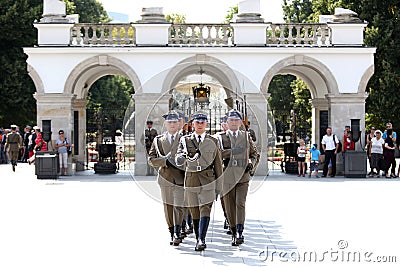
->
[34,93,75,173]
[245,92,269,176]
[311,98,329,146]
[71,99,88,171]
[132,93,170,176]
[326,93,368,174]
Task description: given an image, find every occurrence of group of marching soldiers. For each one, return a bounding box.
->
[147,109,260,251]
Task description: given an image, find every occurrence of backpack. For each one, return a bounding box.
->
[333,134,342,153]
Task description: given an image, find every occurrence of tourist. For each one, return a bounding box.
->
[369,130,385,178]
[383,129,396,178]
[309,144,321,178]
[28,128,47,164]
[297,139,307,177]
[342,126,355,175]
[321,127,339,177]
[55,130,71,176]
[366,126,376,175]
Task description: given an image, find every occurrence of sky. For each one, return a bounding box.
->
[98,0,284,23]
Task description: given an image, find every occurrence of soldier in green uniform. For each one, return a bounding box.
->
[214,115,231,233]
[176,111,223,251]
[148,111,185,246]
[145,120,158,175]
[5,125,22,172]
[219,110,260,246]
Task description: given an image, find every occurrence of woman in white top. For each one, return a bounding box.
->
[369,130,385,177]
[297,139,308,177]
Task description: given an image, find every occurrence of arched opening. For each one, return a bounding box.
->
[64,56,141,171]
[261,56,338,175]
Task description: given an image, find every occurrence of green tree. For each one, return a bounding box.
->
[291,79,312,136]
[282,0,314,23]
[268,75,296,134]
[0,0,42,127]
[86,75,134,135]
[63,0,110,23]
[224,5,238,23]
[166,13,186,23]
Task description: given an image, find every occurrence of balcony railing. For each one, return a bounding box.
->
[68,23,332,47]
[70,23,136,46]
[266,23,332,47]
[168,24,233,46]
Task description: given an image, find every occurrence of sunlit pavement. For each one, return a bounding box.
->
[0,163,399,267]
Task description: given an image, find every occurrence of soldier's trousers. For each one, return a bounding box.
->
[186,189,214,220]
[223,181,249,227]
[160,184,184,227]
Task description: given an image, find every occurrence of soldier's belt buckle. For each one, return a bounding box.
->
[197,165,202,171]
[232,159,237,167]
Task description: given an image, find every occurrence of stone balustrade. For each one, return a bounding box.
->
[68,23,335,47]
[70,23,136,46]
[266,23,332,47]
[168,24,233,46]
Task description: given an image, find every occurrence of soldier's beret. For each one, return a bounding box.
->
[192,111,208,122]
[146,120,153,124]
[227,109,242,120]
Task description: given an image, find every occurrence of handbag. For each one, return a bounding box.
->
[66,138,72,155]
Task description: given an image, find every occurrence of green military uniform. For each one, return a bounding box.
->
[145,123,158,154]
[176,112,223,251]
[148,112,185,246]
[220,110,260,246]
[5,125,22,172]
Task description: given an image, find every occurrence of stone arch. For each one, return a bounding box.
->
[27,64,45,94]
[162,54,241,100]
[260,55,339,98]
[358,65,374,94]
[64,55,141,98]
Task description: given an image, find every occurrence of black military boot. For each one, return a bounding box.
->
[230,226,238,246]
[168,226,174,245]
[173,225,182,246]
[224,218,229,229]
[195,216,210,251]
[186,214,193,234]
[180,220,187,239]
[193,219,200,240]
[236,224,244,244]
[11,160,16,172]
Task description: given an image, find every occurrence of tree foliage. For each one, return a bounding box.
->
[282,0,400,131]
[63,0,110,23]
[0,0,42,127]
[166,13,186,23]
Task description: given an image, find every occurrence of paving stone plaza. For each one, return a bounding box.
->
[1,164,398,267]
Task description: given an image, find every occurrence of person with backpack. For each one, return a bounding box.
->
[321,127,340,177]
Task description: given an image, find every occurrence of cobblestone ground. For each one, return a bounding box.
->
[0,163,399,267]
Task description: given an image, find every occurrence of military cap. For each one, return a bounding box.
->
[11,124,18,128]
[192,111,208,122]
[162,111,179,122]
[220,115,228,124]
[146,120,153,124]
[227,109,243,120]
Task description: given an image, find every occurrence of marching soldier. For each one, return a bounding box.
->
[145,120,158,154]
[220,110,260,246]
[176,111,223,251]
[145,120,158,175]
[5,125,22,172]
[177,111,193,236]
[214,115,231,233]
[148,111,185,246]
